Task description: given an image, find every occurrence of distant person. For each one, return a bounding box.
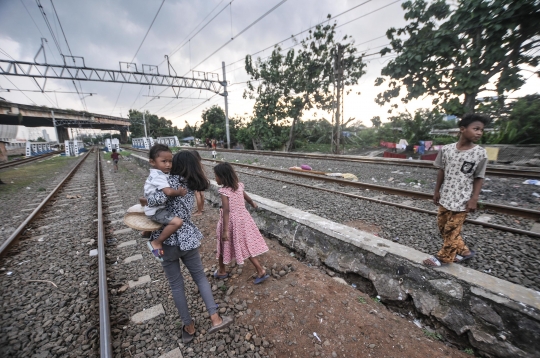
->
[191,150,205,216]
[111,148,123,173]
[205,138,211,148]
[211,139,217,150]
[423,114,489,267]
[213,162,269,284]
[144,144,186,261]
[149,151,234,343]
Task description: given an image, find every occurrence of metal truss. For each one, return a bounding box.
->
[0,55,223,95]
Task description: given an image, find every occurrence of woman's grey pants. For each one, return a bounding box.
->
[161,244,218,325]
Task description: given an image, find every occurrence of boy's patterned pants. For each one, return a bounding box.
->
[436,206,470,263]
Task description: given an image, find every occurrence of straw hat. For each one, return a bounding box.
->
[123,204,162,231]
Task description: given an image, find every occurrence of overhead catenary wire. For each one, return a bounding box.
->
[111,0,166,115]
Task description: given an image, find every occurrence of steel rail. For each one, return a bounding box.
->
[0,151,61,170]
[193,147,540,179]
[125,147,540,220]
[217,164,540,238]
[96,151,113,357]
[0,150,91,257]
[200,158,540,221]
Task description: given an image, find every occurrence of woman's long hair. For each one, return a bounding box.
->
[171,151,209,191]
[213,162,239,191]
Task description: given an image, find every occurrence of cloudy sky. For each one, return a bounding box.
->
[1,0,538,139]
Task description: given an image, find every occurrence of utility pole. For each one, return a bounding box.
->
[332,45,343,154]
[222,61,231,149]
[143,112,148,138]
[51,110,60,143]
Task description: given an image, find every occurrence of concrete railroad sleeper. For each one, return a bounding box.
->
[0,150,91,256]
[0,151,62,171]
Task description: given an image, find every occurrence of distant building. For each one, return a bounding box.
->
[42,129,51,142]
[443,114,457,121]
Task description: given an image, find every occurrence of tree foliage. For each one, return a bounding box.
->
[245,17,366,151]
[375,0,540,115]
[128,110,183,139]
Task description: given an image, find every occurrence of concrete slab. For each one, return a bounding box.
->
[400,200,415,206]
[124,254,143,263]
[109,219,122,225]
[108,211,125,216]
[118,240,136,248]
[35,225,51,231]
[475,214,493,223]
[20,208,36,212]
[128,275,151,288]
[108,205,123,209]
[371,195,387,201]
[531,222,540,234]
[113,228,132,235]
[158,348,183,358]
[131,304,165,323]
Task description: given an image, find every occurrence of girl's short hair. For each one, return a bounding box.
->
[458,114,490,128]
[149,144,171,160]
[213,162,238,191]
[170,150,209,191]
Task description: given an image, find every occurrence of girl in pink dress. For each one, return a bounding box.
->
[213,163,270,284]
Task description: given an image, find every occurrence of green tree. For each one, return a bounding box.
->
[486,94,540,144]
[370,116,382,128]
[402,109,444,144]
[245,18,366,151]
[375,0,540,115]
[128,110,182,139]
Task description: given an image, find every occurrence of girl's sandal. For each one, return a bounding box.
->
[253,272,270,285]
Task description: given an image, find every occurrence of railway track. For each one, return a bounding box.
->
[193,147,540,179]
[126,147,540,223]
[0,151,61,171]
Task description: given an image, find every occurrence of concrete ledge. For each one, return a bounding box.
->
[124,254,143,263]
[130,153,540,358]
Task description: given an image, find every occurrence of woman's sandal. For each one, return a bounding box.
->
[146,241,164,262]
[207,316,234,335]
[423,257,449,267]
[182,321,195,344]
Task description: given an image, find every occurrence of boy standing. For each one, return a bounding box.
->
[423,114,489,267]
[111,148,123,173]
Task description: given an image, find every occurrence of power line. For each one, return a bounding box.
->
[1,75,38,105]
[111,0,166,115]
[191,0,289,70]
[49,0,88,111]
[211,0,379,72]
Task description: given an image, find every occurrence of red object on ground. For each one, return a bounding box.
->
[420,153,438,161]
[383,151,406,159]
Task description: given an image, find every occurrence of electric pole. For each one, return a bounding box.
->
[51,110,60,144]
[143,112,148,138]
[222,61,231,149]
[332,45,343,154]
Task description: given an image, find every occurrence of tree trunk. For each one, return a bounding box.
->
[463,92,477,114]
[285,117,297,152]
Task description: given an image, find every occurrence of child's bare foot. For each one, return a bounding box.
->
[193,211,203,217]
[150,240,164,256]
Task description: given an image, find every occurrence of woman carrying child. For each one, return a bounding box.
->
[147,150,233,343]
[213,162,270,284]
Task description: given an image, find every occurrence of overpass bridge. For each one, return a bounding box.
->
[0,100,130,142]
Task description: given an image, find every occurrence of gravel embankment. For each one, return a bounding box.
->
[0,155,81,247]
[0,154,100,357]
[200,162,540,292]
[99,155,277,358]
[199,151,540,210]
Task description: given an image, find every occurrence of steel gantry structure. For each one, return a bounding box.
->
[0,56,223,95]
[0,43,232,147]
